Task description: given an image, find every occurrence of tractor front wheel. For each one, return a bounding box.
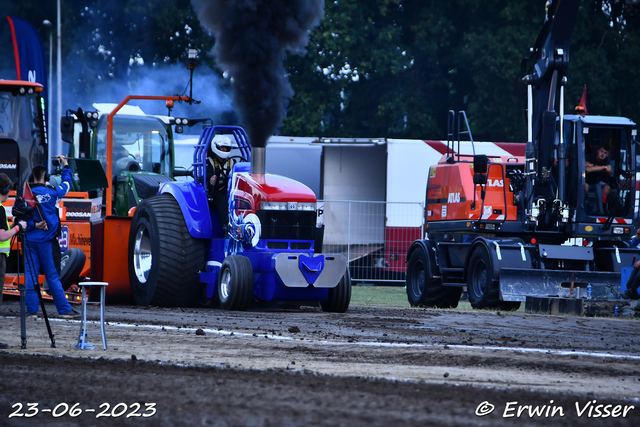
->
[321,268,351,313]
[218,255,253,311]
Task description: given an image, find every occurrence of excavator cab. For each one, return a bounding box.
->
[562,115,636,220]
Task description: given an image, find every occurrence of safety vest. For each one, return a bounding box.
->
[0,205,9,257]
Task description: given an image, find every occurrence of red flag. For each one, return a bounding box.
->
[23,181,37,208]
[575,84,588,116]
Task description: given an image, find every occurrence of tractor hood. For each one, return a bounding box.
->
[232,172,317,210]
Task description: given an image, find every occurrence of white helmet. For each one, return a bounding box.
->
[211,135,233,159]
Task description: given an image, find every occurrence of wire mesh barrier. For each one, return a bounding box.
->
[318,200,424,284]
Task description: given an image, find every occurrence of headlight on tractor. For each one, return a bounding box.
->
[260,201,287,211]
[297,203,316,211]
[260,201,316,211]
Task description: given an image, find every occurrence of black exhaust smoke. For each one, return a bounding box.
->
[193,0,324,151]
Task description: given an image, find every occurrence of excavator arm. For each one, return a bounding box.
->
[522,0,580,228]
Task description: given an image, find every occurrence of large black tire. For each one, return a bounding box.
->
[218,255,253,311]
[59,248,86,291]
[321,269,352,313]
[128,193,206,307]
[406,247,460,308]
[467,246,501,309]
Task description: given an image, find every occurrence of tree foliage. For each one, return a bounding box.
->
[5,0,640,141]
[283,0,640,141]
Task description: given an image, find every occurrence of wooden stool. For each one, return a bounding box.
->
[75,282,109,350]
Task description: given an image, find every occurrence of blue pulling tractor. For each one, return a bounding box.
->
[127,125,351,311]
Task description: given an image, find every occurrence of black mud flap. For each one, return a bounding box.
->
[499,268,621,301]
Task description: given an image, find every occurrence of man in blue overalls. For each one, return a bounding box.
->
[24,156,79,318]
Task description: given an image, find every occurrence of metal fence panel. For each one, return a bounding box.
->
[319,200,424,283]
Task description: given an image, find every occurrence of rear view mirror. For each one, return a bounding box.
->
[473,154,488,185]
[473,154,488,174]
[60,116,75,144]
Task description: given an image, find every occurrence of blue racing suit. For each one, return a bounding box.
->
[24,167,73,315]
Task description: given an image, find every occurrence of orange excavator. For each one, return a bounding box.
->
[406,0,638,310]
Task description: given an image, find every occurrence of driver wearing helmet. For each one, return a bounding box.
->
[207,135,233,232]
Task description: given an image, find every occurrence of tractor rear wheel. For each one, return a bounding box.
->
[128,193,206,307]
[321,268,351,313]
[406,247,460,308]
[218,255,253,311]
[467,246,500,309]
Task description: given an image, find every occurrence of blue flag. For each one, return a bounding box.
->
[5,16,48,105]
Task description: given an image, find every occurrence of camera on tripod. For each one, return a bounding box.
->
[12,197,33,221]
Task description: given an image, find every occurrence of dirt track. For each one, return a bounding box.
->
[1,299,639,426]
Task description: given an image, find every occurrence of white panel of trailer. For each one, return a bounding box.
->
[322,145,386,245]
[322,145,386,201]
[266,142,322,197]
[386,139,443,227]
[451,140,514,157]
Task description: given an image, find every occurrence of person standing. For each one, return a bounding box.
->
[620,226,640,300]
[0,174,27,349]
[24,156,79,318]
[28,170,62,290]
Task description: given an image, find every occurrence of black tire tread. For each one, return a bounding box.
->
[406,248,460,309]
[60,247,86,291]
[219,255,253,311]
[467,247,500,309]
[129,193,206,307]
[321,269,351,313]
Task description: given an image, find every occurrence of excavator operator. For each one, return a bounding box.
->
[585,143,612,214]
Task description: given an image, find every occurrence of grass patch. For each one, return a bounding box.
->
[350,285,524,313]
[351,285,474,310]
[351,285,410,307]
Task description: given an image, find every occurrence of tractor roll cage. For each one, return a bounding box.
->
[192,125,252,191]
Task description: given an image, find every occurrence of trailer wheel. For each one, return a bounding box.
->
[128,194,206,307]
[467,247,500,309]
[218,255,253,311]
[406,247,460,308]
[59,248,86,291]
[321,268,351,313]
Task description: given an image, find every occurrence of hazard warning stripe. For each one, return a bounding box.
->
[469,214,505,220]
[482,214,505,220]
[422,140,525,158]
[596,218,632,224]
[470,214,631,224]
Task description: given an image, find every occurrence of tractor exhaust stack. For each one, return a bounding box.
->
[251,146,265,174]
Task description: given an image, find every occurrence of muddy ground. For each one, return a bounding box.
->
[1,298,639,426]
